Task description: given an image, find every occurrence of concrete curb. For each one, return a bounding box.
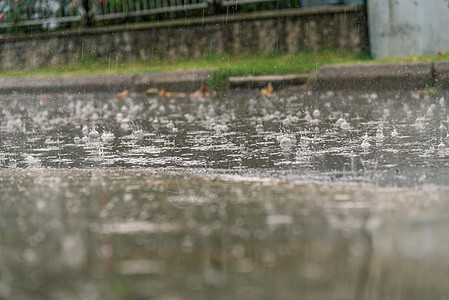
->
[0,69,217,94]
[228,74,310,89]
[434,61,449,89]
[309,62,434,92]
[230,61,449,92]
[133,69,219,93]
[0,62,448,94]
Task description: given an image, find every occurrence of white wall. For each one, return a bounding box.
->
[368,0,449,58]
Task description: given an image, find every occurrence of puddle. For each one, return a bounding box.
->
[1,91,449,299]
[0,169,448,299]
[1,91,449,187]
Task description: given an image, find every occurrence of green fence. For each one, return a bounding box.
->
[0,0,358,34]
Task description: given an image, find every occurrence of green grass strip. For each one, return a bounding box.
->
[1,50,448,91]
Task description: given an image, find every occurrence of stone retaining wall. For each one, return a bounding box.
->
[0,5,367,70]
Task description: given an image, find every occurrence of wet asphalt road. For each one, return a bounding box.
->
[1,90,449,299]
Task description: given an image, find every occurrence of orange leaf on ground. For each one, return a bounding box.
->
[259,82,274,96]
[115,90,129,100]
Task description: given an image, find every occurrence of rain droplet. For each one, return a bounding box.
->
[88,128,100,140]
[132,129,144,139]
[391,127,398,138]
[361,139,370,150]
[213,124,229,133]
[82,125,89,135]
[24,155,41,168]
[445,132,449,143]
[166,121,175,130]
[415,117,426,129]
[304,111,312,122]
[278,134,294,149]
[376,127,384,141]
[340,120,351,130]
[335,117,345,127]
[101,131,115,143]
[426,105,436,117]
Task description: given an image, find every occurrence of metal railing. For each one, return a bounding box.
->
[0,0,359,31]
[220,0,277,7]
[0,0,214,30]
[94,0,209,21]
[0,0,83,29]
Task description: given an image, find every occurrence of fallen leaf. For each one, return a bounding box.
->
[192,86,210,98]
[411,90,426,95]
[173,92,187,98]
[40,93,53,100]
[115,90,129,100]
[157,89,186,98]
[145,88,159,96]
[259,82,274,96]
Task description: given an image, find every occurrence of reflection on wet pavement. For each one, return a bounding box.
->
[1,169,449,300]
[1,91,449,299]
